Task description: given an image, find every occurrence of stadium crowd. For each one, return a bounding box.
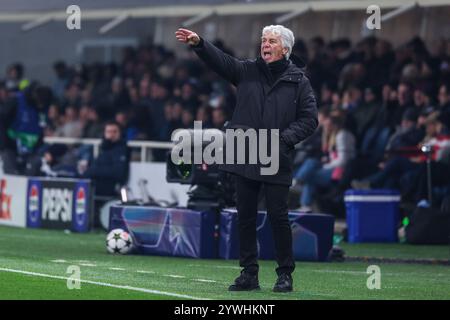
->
[0,35,449,210]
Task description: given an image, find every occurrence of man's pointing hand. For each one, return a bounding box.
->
[175,28,200,46]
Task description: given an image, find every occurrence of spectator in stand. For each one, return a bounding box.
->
[81,106,104,138]
[5,63,28,92]
[341,86,363,112]
[397,82,417,121]
[54,105,83,138]
[438,83,450,128]
[44,103,63,137]
[414,86,437,126]
[295,113,355,212]
[172,65,190,88]
[127,105,153,140]
[196,105,213,128]
[25,143,68,177]
[115,110,138,140]
[83,121,129,197]
[0,83,52,174]
[78,105,90,130]
[80,121,129,227]
[148,79,170,140]
[52,61,71,101]
[371,39,395,90]
[384,108,424,152]
[159,100,182,142]
[306,36,330,93]
[61,82,82,110]
[127,85,140,106]
[330,91,342,110]
[0,83,16,170]
[181,108,194,129]
[211,107,227,129]
[178,81,200,112]
[331,38,358,78]
[348,87,381,147]
[100,76,131,119]
[292,107,329,180]
[338,63,367,93]
[137,77,152,107]
[318,83,333,108]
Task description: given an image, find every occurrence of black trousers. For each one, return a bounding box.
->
[235,175,295,276]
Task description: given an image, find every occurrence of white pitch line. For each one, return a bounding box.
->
[163,274,185,279]
[136,270,155,274]
[50,259,68,263]
[109,267,126,271]
[193,279,217,283]
[214,266,241,270]
[310,270,366,275]
[310,269,450,278]
[188,264,240,270]
[0,267,208,300]
[79,263,97,267]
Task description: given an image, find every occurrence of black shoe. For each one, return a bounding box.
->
[228,271,260,291]
[273,273,293,292]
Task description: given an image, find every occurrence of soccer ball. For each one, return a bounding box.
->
[106,228,134,254]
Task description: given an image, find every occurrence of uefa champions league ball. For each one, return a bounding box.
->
[106,228,134,254]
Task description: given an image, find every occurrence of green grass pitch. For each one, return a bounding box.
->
[0,225,449,300]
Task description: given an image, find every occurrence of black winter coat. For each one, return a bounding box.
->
[0,99,16,151]
[84,139,129,196]
[193,39,318,185]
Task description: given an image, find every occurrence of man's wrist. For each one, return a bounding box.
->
[190,37,203,48]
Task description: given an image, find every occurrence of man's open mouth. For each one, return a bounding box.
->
[263,51,272,59]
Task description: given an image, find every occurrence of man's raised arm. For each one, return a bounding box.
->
[175,28,245,86]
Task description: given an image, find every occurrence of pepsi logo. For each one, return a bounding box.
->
[75,186,86,226]
[28,184,40,223]
[76,187,86,214]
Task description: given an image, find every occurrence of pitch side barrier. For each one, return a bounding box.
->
[109,205,335,261]
[0,174,93,232]
[0,172,336,261]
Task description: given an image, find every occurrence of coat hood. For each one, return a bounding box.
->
[289,54,306,69]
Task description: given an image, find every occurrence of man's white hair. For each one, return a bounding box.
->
[262,25,295,60]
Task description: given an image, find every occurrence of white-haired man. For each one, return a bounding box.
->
[175,25,318,292]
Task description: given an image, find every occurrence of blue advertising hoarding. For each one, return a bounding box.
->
[109,205,217,258]
[26,178,92,232]
[219,209,335,262]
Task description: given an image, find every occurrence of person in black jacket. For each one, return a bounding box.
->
[0,83,52,174]
[176,25,318,292]
[83,121,129,197]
